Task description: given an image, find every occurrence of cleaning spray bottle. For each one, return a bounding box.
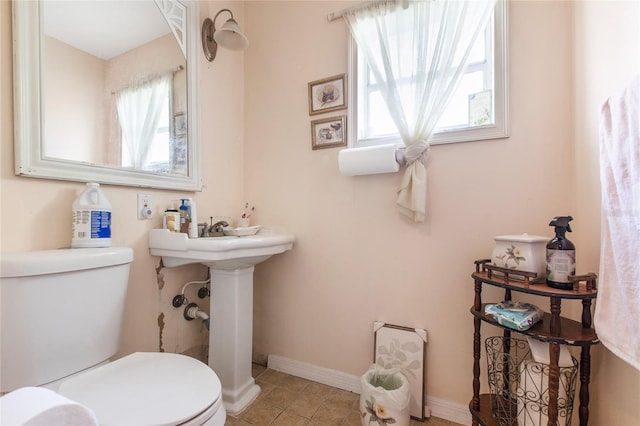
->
[546,216,576,290]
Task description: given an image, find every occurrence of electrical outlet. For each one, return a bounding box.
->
[137,194,153,220]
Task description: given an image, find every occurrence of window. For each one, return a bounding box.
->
[121,96,171,172]
[348,1,508,147]
[140,104,172,172]
[117,75,174,173]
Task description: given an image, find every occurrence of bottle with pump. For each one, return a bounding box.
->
[179,199,189,234]
[546,216,576,290]
[186,198,198,239]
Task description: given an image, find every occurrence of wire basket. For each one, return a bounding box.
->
[485,336,578,426]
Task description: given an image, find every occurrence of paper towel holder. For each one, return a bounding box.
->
[395,147,407,166]
[338,144,405,177]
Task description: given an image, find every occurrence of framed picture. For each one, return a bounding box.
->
[174,113,187,136]
[308,74,347,115]
[373,322,427,420]
[468,90,492,126]
[171,134,187,174]
[311,115,346,150]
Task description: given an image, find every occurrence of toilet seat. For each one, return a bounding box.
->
[57,352,223,426]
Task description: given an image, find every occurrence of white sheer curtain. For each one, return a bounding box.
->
[344,0,496,222]
[116,74,172,169]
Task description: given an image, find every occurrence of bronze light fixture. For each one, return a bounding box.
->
[201,8,248,62]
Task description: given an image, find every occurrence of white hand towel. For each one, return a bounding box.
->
[595,75,640,372]
[0,387,99,426]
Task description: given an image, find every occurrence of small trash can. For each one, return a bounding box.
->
[359,365,410,426]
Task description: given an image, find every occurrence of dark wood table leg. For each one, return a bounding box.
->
[579,346,591,426]
[547,296,562,426]
[548,342,560,426]
[472,279,482,417]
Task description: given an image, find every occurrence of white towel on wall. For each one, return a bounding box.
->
[595,75,640,372]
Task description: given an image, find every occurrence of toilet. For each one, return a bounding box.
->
[0,247,226,426]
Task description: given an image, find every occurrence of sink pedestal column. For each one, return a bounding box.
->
[208,267,260,414]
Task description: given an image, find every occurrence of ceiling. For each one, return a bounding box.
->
[42,1,171,60]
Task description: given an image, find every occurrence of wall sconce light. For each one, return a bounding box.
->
[202,8,249,62]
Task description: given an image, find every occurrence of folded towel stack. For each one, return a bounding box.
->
[485,301,543,331]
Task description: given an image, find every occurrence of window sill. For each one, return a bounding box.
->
[354,123,509,149]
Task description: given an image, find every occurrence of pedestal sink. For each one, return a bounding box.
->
[148,229,294,414]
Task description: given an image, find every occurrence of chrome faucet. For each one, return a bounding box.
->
[199,218,230,237]
[208,220,229,236]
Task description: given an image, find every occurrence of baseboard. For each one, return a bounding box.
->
[426,395,472,425]
[267,354,472,425]
[267,354,361,393]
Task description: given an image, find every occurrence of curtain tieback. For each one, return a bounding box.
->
[404,140,429,164]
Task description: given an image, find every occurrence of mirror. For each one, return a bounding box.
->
[13,0,201,191]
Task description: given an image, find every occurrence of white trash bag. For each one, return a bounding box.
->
[359,365,410,426]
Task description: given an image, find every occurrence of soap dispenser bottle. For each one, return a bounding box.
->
[546,216,576,290]
[179,199,190,234]
[186,198,198,239]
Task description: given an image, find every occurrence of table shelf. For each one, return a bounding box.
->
[469,259,599,426]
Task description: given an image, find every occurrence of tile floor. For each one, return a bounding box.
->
[225,364,464,426]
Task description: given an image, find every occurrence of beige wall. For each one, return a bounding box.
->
[245,2,568,405]
[44,36,106,164]
[2,0,639,424]
[244,0,574,406]
[573,1,640,424]
[244,0,639,423]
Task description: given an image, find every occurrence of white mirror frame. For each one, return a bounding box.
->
[12,0,202,191]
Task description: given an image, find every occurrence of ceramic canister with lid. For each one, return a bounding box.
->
[491,234,548,283]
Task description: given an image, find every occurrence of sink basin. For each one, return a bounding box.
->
[148,227,294,413]
[148,227,295,413]
[148,228,294,269]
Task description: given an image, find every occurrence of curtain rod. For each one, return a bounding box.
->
[326,0,406,22]
[111,65,184,94]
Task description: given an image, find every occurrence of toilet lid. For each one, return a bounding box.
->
[58,352,221,426]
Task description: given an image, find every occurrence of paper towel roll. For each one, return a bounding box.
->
[0,387,99,426]
[526,337,573,367]
[338,145,401,176]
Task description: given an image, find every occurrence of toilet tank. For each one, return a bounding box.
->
[0,247,134,392]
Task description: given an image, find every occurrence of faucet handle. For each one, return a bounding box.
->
[198,222,209,237]
[209,220,230,235]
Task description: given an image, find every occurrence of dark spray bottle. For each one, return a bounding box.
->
[546,216,576,290]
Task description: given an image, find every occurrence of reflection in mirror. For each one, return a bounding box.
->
[13,0,201,191]
[43,1,187,174]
